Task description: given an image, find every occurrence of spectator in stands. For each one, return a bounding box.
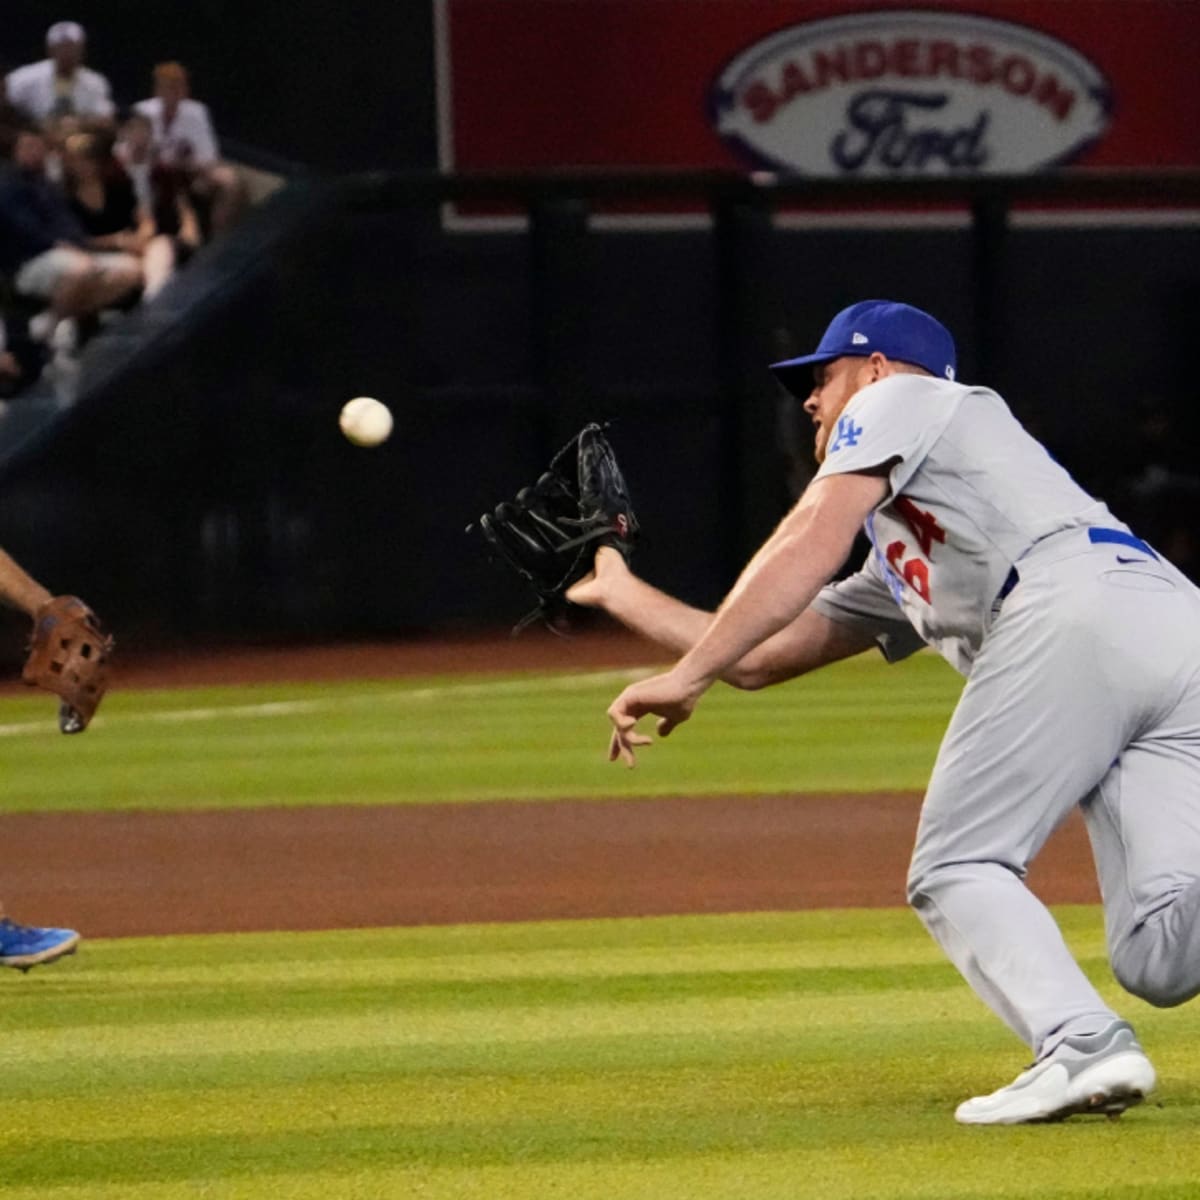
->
[113,111,203,253]
[60,131,141,249]
[41,111,89,185]
[113,112,155,214]
[4,23,114,127]
[0,97,24,147]
[0,124,141,352]
[134,62,245,238]
[61,129,189,301]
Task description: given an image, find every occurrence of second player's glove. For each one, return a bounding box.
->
[22,595,114,733]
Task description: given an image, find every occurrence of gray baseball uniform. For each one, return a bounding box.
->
[810,373,1200,1056]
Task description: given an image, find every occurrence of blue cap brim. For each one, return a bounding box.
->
[769,352,841,399]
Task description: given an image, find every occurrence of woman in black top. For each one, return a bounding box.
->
[61,130,187,299]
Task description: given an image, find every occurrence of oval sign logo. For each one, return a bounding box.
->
[709,10,1112,176]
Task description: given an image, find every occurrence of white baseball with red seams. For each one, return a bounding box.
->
[339,396,393,447]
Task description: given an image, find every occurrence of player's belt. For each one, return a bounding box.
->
[1086,527,1158,559]
[996,526,1157,606]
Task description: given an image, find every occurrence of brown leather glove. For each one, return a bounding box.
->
[22,595,114,733]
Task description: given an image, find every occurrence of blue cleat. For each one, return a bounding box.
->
[0,915,81,972]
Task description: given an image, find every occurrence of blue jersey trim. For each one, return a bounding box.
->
[864,512,905,607]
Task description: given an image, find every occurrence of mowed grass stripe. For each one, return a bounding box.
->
[3,910,1200,1199]
[0,907,1084,1038]
[0,963,975,1033]
[2,1166,1199,1200]
[0,653,961,813]
[4,1173,1200,1200]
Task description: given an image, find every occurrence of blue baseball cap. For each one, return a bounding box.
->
[770,300,957,398]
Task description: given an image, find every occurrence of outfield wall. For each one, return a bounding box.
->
[0,173,1197,653]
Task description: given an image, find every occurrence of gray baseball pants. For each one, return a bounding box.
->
[907,527,1200,1058]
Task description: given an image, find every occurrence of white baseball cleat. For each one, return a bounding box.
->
[955,1021,1157,1125]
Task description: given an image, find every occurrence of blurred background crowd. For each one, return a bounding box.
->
[0,22,247,402]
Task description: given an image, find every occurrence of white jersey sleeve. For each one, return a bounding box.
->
[811,552,926,663]
[814,374,956,488]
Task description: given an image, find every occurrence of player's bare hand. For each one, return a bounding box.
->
[606,669,703,767]
[607,724,653,766]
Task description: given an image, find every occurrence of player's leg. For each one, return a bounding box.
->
[910,545,1191,1121]
[907,593,1125,1056]
[1083,588,1200,1008]
[1089,746,1200,1007]
[910,657,1158,1125]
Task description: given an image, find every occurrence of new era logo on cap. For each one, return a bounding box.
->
[768,300,958,398]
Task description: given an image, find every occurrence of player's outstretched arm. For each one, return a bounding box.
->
[567,541,876,690]
[0,546,114,735]
[0,547,52,617]
[606,471,888,765]
[567,547,714,659]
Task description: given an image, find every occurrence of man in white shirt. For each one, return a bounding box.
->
[134,62,245,237]
[4,22,114,125]
[134,61,219,170]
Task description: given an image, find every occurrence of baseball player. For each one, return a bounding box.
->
[0,543,111,971]
[571,299,1200,1124]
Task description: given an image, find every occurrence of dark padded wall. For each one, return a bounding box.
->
[2,183,1195,651]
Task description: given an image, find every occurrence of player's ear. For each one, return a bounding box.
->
[871,352,894,381]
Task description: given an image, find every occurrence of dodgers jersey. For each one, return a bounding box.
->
[810,374,1118,674]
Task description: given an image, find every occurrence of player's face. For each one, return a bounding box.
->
[803,356,873,462]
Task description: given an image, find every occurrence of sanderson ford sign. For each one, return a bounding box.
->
[709,10,1112,176]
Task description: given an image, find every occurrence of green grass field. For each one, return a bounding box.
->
[3,651,1198,1199]
[0,651,961,812]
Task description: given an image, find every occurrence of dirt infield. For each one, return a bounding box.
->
[1,792,1099,939]
[0,630,1100,938]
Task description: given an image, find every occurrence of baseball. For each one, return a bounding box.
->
[339,396,393,447]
